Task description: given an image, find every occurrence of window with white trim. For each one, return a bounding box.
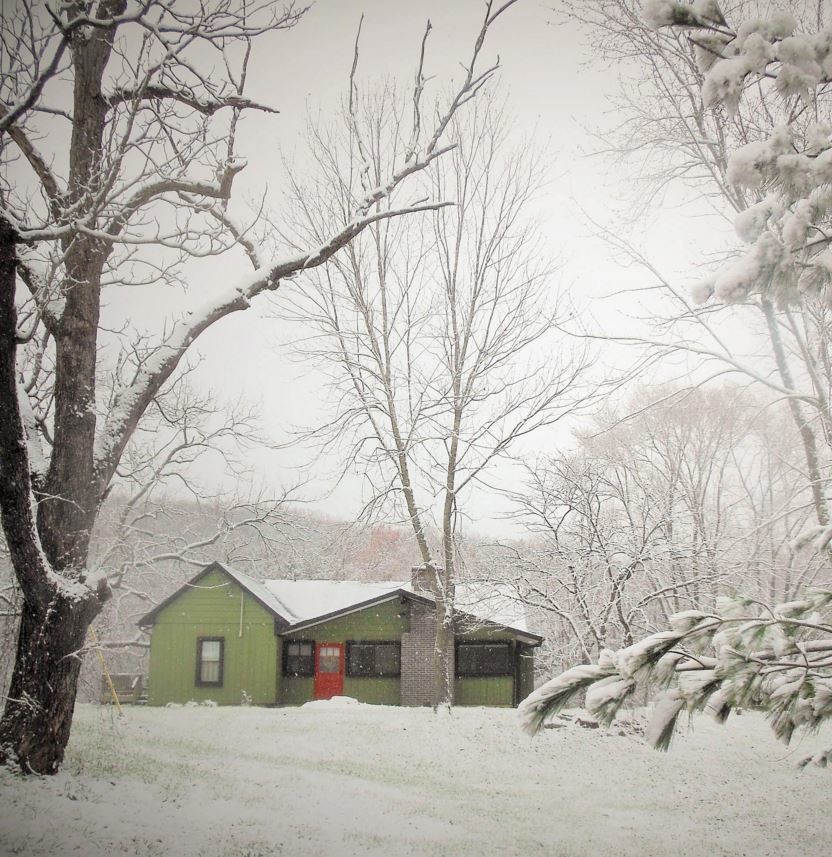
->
[196,637,224,686]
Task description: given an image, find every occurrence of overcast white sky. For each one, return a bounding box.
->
[123,0,738,537]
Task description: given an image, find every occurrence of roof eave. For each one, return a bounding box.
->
[454,614,544,645]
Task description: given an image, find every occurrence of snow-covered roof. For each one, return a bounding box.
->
[140,561,541,641]
[438,582,531,635]
[260,578,533,637]
[262,579,403,624]
[137,561,291,627]
[219,562,293,619]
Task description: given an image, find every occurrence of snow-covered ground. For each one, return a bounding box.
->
[1,702,829,857]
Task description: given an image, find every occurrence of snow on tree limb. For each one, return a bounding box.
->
[518,663,617,734]
[93,199,454,484]
[105,163,250,239]
[0,106,63,219]
[104,85,281,116]
[644,690,686,751]
[584,674,638,724]
[642,1,726,31]
[648,2,832,305]
[521,589,832,764]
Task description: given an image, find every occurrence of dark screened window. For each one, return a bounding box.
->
[284,640,314,677]
[346,641,401,677]
[196,637,224,686]
[456,642,512,677]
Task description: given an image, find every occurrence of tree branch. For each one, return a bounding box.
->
[105,85,279,116]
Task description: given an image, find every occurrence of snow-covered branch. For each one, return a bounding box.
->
[521,587,832,765]
[104,85,280,117]
[94,199,452,485]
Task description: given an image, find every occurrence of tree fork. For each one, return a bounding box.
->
[37,6,119,571]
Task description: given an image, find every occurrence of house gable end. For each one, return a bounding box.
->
[138,561,290,628]
[145,563,282,706]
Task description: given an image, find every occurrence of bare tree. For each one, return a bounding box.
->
[283,92,591,706]
[494,386,806,671]
[521,1,832,763]
[0,0,520,773]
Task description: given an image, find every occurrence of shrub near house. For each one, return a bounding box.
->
[139,562,541,707]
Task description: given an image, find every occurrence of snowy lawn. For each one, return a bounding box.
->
[1,702,829,857]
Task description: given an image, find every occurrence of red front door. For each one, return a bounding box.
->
[314,642,344,700]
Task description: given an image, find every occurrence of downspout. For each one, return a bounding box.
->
[239,589,244,638]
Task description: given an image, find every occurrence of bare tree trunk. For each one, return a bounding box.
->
[0,216,102,773]
[434,406,462,709]
[0,593,99,773]
[761,299,829,526]
[0,20,119,772]
[431,598,455,709]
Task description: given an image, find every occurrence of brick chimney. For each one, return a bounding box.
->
[410,564,439,594]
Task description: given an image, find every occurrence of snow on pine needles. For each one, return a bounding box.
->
[0,702,830,857]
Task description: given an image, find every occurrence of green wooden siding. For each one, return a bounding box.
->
[455,676,514,706]
[279,677,314,705]
[342,677,400,705]
[278,598,407,706]
[454,626,519,707]
[147,568,278,706]
[517,646,535,703]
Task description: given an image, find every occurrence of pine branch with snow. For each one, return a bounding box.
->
[520,588,832,763]
[518,663,617,735]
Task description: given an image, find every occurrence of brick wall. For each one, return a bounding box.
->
[400,601,439,706]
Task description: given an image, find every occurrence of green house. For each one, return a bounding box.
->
[138,561,542,707]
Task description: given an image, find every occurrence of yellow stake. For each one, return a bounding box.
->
[89,625,124,715]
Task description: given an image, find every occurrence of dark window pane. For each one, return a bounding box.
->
[456,643,511,676]
[456,645,475,675]
[348,644,375,677]
[374,644,400,676]
[284,640,314,677]
[347,642,400,677]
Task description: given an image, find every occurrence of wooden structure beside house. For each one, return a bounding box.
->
[138,562,542,707]
[100,673,145,705]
